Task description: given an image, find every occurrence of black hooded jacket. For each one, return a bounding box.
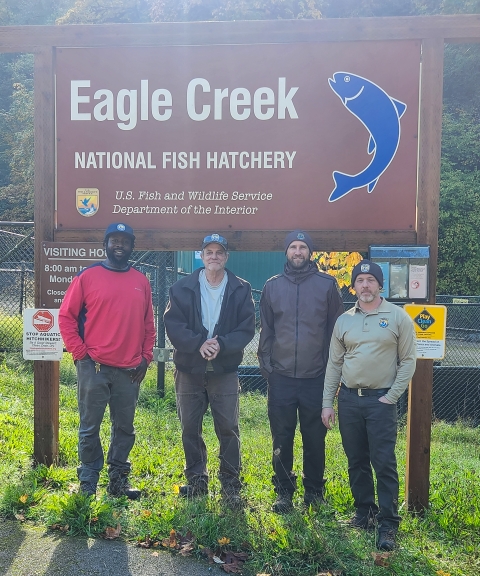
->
[164,268,255,374]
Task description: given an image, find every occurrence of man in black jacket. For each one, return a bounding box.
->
[258,230,344,513]
[164,234,255,508]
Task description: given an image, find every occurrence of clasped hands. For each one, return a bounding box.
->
[200,336,220,360]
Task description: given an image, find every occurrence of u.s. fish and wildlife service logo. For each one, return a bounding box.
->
[76,188,99,217]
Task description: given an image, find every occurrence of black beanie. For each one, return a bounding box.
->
[351,260,384,288]
[284,230,314,254]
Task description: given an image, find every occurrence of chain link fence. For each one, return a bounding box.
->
[1,223,479,425]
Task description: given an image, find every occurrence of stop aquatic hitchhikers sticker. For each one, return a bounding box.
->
[414,309,436,331]
[76,188,99,217]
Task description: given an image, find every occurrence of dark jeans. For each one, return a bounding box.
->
[174,370,241,488]
[338,385,400,528]
[267,371,327,494]
[76,357,139,486]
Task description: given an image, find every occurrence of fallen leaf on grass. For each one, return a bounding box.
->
[220,551,249,573]
[19,494,28,504]
[50,524,69,532]
[436,572,451,576]
[104,524,122,540]
[218,537,231,546]
[14,514,25,522]
[178,542,195,557]
[137,535,155,548]
[213,555,225,564]
[371,551,391,567]
[161,529,195,555]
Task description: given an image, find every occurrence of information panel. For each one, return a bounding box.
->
[40,242,105,308]
[404,304,447,360]
[55,41,421,233]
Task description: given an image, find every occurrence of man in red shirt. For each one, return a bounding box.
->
[59,223,155,499]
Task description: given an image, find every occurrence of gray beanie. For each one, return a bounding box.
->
[351,260,383,288]
[284,230,314,254]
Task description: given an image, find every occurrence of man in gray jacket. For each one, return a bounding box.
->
[258,230,344,513]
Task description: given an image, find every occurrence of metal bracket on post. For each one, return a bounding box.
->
[154,348,172,363]
[154,347,172,398]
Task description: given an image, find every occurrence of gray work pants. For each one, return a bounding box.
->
[76,357,139,486]
[174,370,241,488]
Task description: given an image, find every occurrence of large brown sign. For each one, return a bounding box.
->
[55,41,420,233]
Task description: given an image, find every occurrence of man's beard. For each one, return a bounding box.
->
[358,291,376,303]
[288,256,310,270]
[106,245,131,268]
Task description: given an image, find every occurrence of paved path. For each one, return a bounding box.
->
[0,520,215,576]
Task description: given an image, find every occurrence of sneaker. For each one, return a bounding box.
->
[347,512,376,530]
[272,492,293,514]
[179,480,208,498]
[79,481,96,497]
[107,477,141,500]
[377,527,397,551]
[304,490,325,506]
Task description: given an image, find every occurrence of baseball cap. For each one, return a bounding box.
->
[104,222,136,242]
[351,260,383,288]
[201,233,228,251]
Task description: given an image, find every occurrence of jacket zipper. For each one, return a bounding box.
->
[294,283,299,377]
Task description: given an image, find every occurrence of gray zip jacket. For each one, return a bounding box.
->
[258,261,344,379]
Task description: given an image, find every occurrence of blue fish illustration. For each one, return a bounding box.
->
[328,72,407,202]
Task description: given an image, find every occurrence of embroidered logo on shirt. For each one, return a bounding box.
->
[379,318,389,328]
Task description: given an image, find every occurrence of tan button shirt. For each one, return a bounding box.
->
[323,298,416,406]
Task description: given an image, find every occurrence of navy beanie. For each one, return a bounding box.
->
[284,230,314,254]
[351,260,383,288]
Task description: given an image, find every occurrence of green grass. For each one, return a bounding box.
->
[0,355,479,576]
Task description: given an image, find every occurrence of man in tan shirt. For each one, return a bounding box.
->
[322,260,416,551]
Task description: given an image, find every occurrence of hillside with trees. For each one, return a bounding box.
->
[0,0,479,293]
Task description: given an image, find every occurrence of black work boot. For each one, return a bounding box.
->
[377,526,398,551]
[219,474,244,510]
[348,510,377,530]
[179,476,208,498]
[304,490,325,506]
[107,473,141,500]
[272,490,293,514]
[79,481,97,497]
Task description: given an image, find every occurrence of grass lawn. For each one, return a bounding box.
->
[0,354,479,576]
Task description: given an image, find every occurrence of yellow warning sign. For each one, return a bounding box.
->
[404,304,447,359]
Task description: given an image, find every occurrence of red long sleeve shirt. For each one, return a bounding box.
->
[59,263,155,368]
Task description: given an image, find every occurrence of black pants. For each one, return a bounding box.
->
[267,372,327,494]
[338,385,400,528]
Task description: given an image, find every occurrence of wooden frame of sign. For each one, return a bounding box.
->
[1,14,479,510]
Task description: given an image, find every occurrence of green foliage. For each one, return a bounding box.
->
[45,493,127,536]
[1,361,480,575]
[149,0,323,22]
[0,314,23,349]
[0,54,34,221]
[438,162,480,294]
[56,0,150,24]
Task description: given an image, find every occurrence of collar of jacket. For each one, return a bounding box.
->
[182,267,242,292]
[283,260,318,284]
